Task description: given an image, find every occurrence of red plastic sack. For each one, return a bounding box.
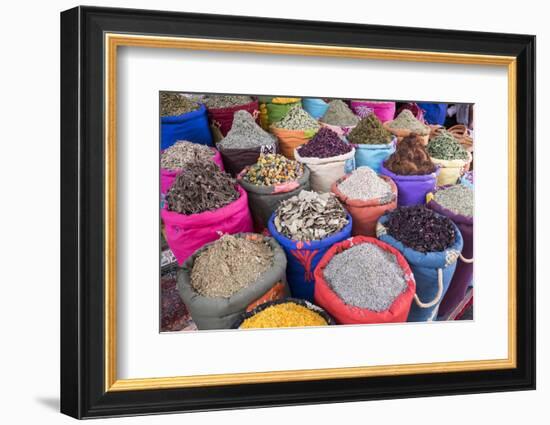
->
[160,148,225,195]
[161,185,254,264]
[314,236,416,324]
[207,100,260,137]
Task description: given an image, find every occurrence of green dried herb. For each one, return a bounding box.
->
[427,131,469,160]
[347,114,392,145]
[160,93,200,117]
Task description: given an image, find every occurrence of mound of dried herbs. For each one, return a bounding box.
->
[320,99,359,126]
[166,161,239,215]
[273,105,320,131]
[427,131,469,161]
[387,109,429,135]
[203,95,253,109]
[160,92,200,117]
[385,205,456,252]
[347,114,393,145]
[242,154,304,186]
[160,141,214,170]
[190,234,274,298]
[297,127,352,158]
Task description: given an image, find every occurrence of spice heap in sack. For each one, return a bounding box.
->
[274,191,348,241]
[384,205,456,252]
[161,140,215,170]
[384,136,436,175]
[218,110,275,149]
[433,184,473,217]
[166,161,239,214]
[427,130,471,185]
[190,234,274,298]
[241,154,304,186]
[347,114,392,145]
[203,95,253,109]
[238,301,328,329]
[387,109,430,135]
[160,92,200,117]
[297,127,352,158]
[427,131,469,161]
[273,104,320,131]
[323,243,408,311]
[320,99,360,127]
[337,166,392,200]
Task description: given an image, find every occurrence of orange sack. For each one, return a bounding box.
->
[331,174,398,237]
[270,126,318,160]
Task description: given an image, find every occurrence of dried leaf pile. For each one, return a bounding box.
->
[191,234,274,298]
[297,127,352,158]
[385,206,456,252]
[274,191,348,241]
[160,141,214,170]
[160,92,200,117]
[337,166,392,200]
[166,161,238,215]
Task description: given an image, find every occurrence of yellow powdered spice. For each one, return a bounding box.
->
[240,303,327,329]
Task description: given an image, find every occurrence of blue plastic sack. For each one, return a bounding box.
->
[302,98,329,120]
[417,103,448,125]
[161,103,213,149]
[376,212,463,321]
[354,138,396,173]
[268,212,353,302]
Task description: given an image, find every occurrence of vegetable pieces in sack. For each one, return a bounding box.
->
[190,234,274,298]
[347,114,393,145]
[160,92,200,117]
[297,127,352,158]
[384,136,436,175]
[274,191,349,241]
[384,205,456,252]
[166,161,238,214]
[241,154,304,186]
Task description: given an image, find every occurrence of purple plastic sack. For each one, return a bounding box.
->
[427,194,473,317]
[380,164,439,206]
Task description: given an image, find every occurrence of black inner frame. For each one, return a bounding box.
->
[61,6,536,419]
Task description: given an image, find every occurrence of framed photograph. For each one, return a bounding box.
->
[60,6,536,419]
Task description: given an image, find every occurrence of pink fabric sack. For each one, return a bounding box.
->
[350,101,396,123]
[161,185,253,264]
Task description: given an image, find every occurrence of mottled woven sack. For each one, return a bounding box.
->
[177,233,289,330]
[377,213,463,321]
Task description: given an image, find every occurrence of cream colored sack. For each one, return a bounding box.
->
[294,147,356,193]
[431,151,472,186]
